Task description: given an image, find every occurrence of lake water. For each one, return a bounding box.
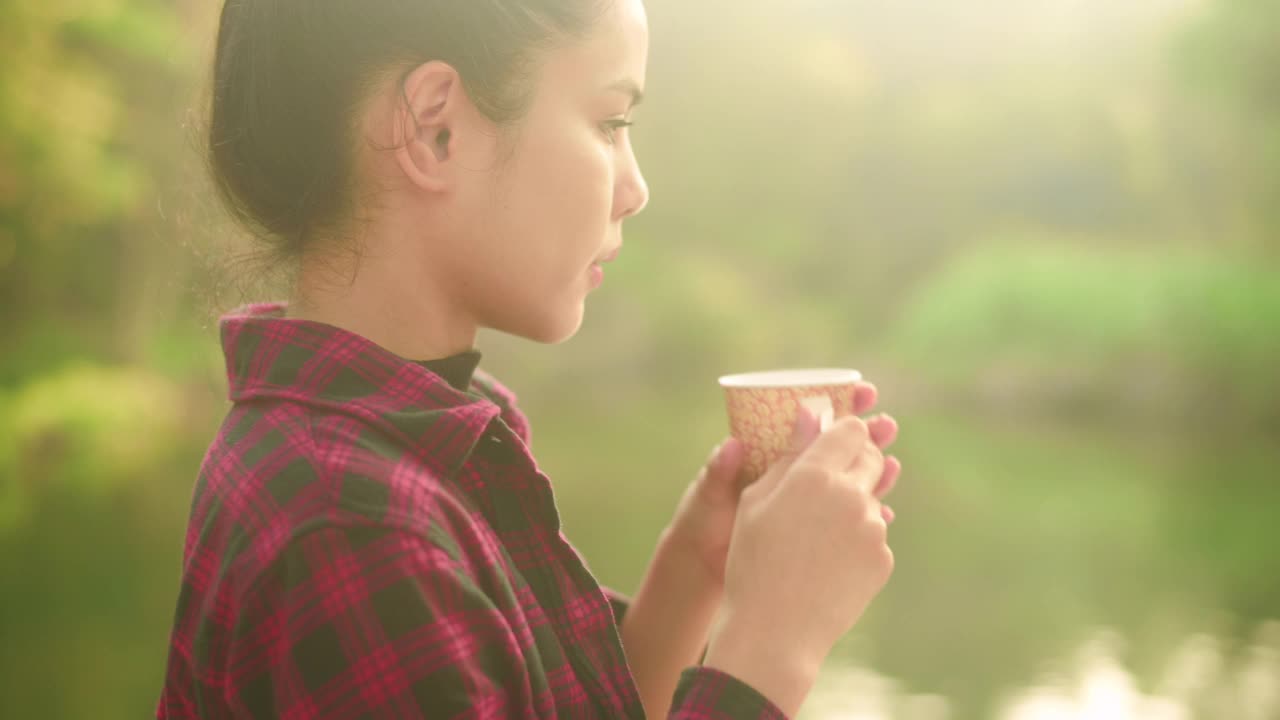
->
[545,405,1280,720]
[804,622,1280,719]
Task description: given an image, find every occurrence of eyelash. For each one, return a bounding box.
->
[601,119,634,144]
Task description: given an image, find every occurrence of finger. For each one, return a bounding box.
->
[866,414,898,451]
[795,415,869,472]
[847,443,886,494]
[873,455,901,498]
[852,381,879,416]
[789,406,823,454]
[881,505,895,524]
[704,437,746,496]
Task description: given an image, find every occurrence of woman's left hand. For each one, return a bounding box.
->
[661,381,901,588]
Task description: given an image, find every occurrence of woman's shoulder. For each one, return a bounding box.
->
[191,400,502,591]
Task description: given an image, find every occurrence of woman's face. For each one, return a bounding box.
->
[445,0,651,344]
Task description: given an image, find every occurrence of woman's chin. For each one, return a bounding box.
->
[543,306,587,345]
[503,302,586,345]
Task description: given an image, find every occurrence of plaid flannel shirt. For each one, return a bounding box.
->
[158,304,787,719]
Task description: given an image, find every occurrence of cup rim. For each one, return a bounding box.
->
[718,368,862,389]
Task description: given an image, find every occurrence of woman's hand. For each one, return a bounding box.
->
[703,410,900,717]
[661,381,901,588]
[621,382,900,717]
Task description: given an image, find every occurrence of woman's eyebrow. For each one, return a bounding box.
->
[604,78,645,108]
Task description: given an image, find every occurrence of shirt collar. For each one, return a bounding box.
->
[219,302,503,480]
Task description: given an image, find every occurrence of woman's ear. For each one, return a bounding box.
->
[394,61,462,192]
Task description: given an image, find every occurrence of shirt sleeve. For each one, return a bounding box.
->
[669,666,790,720]
[225,524,544,719]
[598,588,785,720]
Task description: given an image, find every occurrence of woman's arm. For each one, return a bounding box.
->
[619,528,724,719]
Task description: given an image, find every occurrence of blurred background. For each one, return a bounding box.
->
[1,0,1278,717]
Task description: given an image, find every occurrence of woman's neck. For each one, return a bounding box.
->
[288,247,479,362]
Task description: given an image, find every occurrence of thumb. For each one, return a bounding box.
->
[702,437,747,499]
[789,405,824,453]
[752,407,822,496]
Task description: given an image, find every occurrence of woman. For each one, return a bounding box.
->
[158,0,902,717]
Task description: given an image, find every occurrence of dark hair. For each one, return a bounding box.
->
[208,0,609,259]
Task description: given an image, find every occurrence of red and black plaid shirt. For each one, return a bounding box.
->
[158,304,786,719]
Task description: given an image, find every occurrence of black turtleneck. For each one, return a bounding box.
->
[415,350,482,392]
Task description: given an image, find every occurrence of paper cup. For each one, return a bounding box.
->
[719,368,862,479]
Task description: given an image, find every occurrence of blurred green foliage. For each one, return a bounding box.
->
[4,364,185,519]
[887,241,1280,421]
[1,0,1277,718]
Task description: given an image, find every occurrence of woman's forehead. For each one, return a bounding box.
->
[544,0,649,95]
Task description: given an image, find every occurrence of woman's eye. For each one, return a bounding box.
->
[601,119,634,144]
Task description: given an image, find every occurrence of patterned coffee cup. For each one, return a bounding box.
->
[719,368,862,480]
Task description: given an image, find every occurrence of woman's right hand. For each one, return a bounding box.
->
[702,410,898,717]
